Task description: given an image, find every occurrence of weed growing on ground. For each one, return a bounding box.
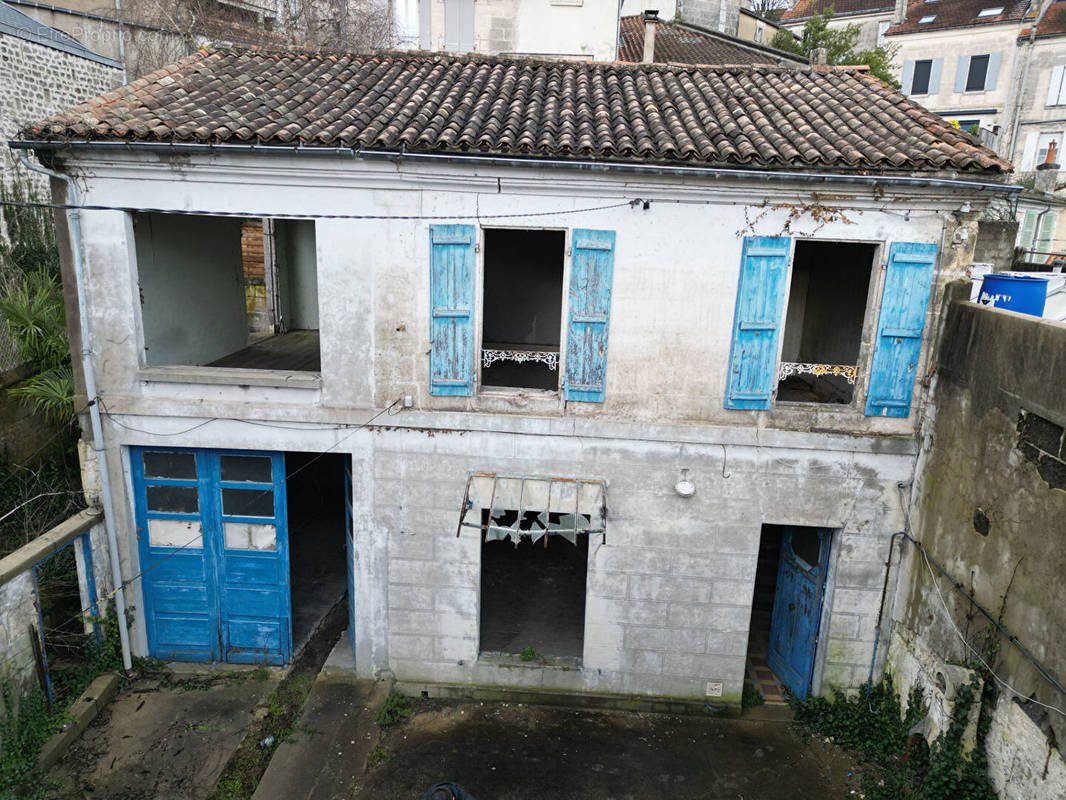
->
[741,688,766,708]
[790,674,997,799]
[366,745,390,768]
[519,647,538,662]
[376,690,410,729]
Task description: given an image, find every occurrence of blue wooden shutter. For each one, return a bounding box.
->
[564,229,615,403]
[724,236,791,410]
[929,58,943,94]
[955,56,970,93]
[429,224,476,396]
[864,242,938,418]
[985,52,1001,91]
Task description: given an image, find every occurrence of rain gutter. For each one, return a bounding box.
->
[9,139,1023,195]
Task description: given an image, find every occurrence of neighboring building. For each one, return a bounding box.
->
[781,0,899,52]
[737,4,786,45]
[1002,0,1066,175]
[0,1,121,198]
[887,0,1031,145]
[15,50,1015,711]
[416,0,618,60]
[618,11,807,64]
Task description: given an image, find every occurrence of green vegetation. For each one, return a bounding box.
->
[790,675,997,799]
[376,689,410,729]
[519,646,538,662]
[771,6,899,88]
[0,182,75,427]
[0,604,125,800]
[741,688,766,708]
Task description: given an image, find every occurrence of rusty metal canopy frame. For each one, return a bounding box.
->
[456,472,608,546]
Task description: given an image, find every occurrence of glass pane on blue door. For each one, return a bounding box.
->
[222,489,275,518]
[143,451,197,479]
[221,455,273,483]
[146,485,199,513]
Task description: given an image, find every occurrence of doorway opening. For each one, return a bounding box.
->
[479,511,588,661]
[285,452,348,654]
[746,524,832,703]
[481,229,565,391]
[777,241,875,404]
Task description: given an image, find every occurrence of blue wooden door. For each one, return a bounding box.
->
[134,448,219,662]
[767,527,831,699]
[215,452,291,665]
[344,456,356,663]
[134,448,291,665]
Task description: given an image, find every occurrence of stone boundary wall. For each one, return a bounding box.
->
[890,289,1066,800]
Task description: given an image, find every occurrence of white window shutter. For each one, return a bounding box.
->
[929,59,943,95]
[985,53,1002,91]
[955,56,970,92]
[1021,132,1038,170]
[1049,66,1066,106]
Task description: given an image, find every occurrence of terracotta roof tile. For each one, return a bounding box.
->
[886,0,1029,35]
[1020,0,1066,38]
[617,15,804,66]
[24,49,1011,174]
[781,0,894,22]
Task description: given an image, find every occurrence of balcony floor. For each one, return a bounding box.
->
[208,330,320,372]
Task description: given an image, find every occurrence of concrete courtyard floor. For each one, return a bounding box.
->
[44,668,282,800]
[354,699,861,800]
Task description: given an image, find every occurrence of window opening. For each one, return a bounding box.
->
[481,229,565,391]
[134,214,319,371]
[918,14,936,23]
[479,509,588,661]
[911,59,933,94]
[777,241,875,404]
[966,54,990,92]
[977,7,1003,16]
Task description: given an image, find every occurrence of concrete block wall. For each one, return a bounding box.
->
[367,424,913,702]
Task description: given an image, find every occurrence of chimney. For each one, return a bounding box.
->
[810,47,828,66]
[1035,140,1060,195]
[642,9,659,64]
[893,0,907,24]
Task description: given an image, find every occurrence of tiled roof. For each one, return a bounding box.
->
[23,50,1010,174]
[781,0,894,22]
[1020,0,1066,38]
[886,0,1029,35]
[617,14,804,66]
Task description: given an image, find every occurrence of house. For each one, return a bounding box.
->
[737,4,787,46]
[414,0,618,60]
[886,0,1031,145]
[13,50,1015,710]
[780,0,900,52]
[617,11,807,65]
[1003,0,1066,175]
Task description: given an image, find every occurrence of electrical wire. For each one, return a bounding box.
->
[918,544,1066,718]
[0,198,642,221]
[0,399,399,670]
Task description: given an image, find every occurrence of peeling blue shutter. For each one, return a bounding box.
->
[724,236,791,410]
[564,229,615,403]
[429,224,476,396]
[864,242,938,418]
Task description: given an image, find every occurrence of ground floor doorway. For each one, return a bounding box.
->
[133,446,348,665]
[745,524,832,702]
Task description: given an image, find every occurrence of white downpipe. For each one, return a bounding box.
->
[19,151,133,672]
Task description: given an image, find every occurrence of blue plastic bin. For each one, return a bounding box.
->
[978,274,1049,317]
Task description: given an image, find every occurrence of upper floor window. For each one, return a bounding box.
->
[724,237,938,418]
[919,15,936,23]
[877,20,890,46]
[911,60,933,94]
[903,57,942,96]
[428,226,615,402]
[977,7,1003,16]
[133,214,319,372]
[1047,65,1066,106]
[957,53,1001,93]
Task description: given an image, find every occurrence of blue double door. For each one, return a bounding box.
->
[767,527,832,700]
[133,448,292,665]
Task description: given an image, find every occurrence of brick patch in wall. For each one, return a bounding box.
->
[1017,410,1066,490]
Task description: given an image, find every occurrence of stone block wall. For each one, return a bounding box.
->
[0,31,122,202]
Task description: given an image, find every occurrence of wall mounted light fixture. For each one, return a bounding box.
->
[675,468,695,498]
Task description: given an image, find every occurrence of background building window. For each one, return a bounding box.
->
[911,60,933,95]
[966,54,990,91]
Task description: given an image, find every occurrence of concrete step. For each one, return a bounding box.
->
[251,632,391,800]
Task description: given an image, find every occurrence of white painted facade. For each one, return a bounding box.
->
[417,0,619,60]
[58,148,994,706]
